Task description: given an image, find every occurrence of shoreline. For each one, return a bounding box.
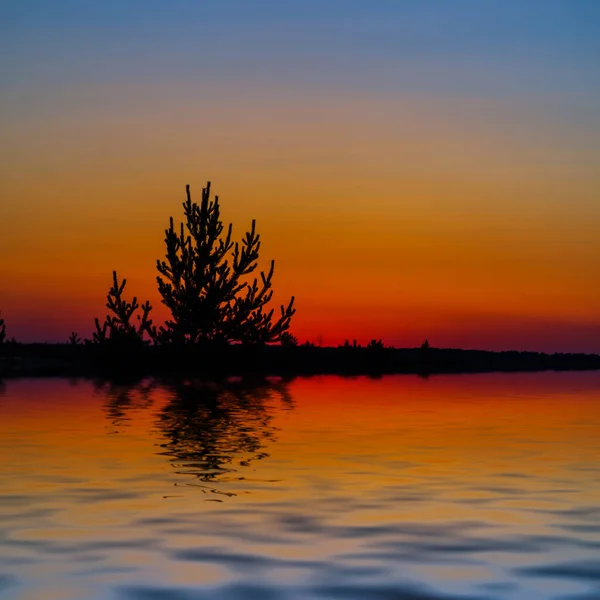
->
[2,344,600,379]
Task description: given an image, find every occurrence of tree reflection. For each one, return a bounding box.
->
[98,375,294,498]
[157,378,293,496]
[96,377,157,429]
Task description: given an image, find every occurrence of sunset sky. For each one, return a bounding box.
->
[1,1,599,351]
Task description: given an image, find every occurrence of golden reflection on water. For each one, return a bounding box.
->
[0,373,600,600]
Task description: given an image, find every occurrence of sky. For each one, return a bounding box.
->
[1,0,599,351]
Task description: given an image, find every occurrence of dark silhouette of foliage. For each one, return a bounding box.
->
[0,312,5,345]
[68,332,81,345]
[5,341,600,377]
[280,331,299,347]
[155,182,295,346]
[92,271,154,346]
[421,339,430,350]
[366,338,385,350]
[340,339,360,349]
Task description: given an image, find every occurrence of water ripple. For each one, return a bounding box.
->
[0,374,599,600]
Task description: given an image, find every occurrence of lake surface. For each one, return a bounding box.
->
[1,373,600,600]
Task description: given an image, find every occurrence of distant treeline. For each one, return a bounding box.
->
[2,343,600,378]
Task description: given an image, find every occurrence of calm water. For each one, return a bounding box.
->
[1,374,600,600]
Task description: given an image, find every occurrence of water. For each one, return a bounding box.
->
[1,373,600,600]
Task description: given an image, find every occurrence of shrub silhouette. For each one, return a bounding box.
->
[280,331,299,347]
[155,182,295,345]
[366,338,385,350]
[68,332,81,345]
[92,271,154,346]
[340,340,359,349]
[0,312,6,345]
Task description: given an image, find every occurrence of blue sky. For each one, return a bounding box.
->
[2,0,599,96]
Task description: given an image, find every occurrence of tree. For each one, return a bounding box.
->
[92,271,154,346]
[155,182,295,345]
[0,312,6,345]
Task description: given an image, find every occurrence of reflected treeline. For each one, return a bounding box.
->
[159,378,293,488]
[95,377,157,428]
[97,376,294,497]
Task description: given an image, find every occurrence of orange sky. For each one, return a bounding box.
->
[1,5,600,351]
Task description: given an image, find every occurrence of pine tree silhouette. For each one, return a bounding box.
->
[155,182,295,345]
[92,271,154,346]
